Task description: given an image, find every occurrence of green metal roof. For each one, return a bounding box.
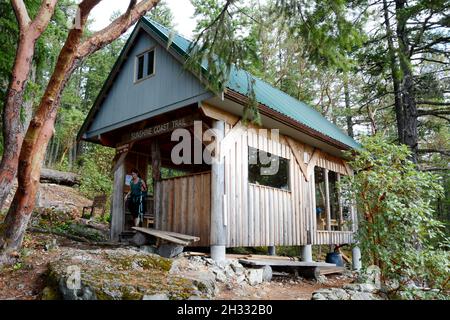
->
[142,17,360,149]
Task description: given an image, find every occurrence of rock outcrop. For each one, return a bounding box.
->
[171,255,272,288]
[42,248,209,300]
[311,283,387,300]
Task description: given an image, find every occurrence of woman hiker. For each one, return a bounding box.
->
[126,168,148,227]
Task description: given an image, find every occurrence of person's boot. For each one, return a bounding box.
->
[134,218,140,227]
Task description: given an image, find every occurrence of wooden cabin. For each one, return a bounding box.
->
[77,18,361,263]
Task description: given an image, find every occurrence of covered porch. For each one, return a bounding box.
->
[105,104,216,246]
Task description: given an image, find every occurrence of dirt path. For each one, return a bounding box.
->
[216,275,353,300]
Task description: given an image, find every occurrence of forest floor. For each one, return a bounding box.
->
[0,231,353,300]
[0,183,353,300]
[216,275,352,300]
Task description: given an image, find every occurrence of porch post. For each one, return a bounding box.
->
[352,246,362,271]
[301,245,313,262]
[151,140,162,229]
[110,155,125,241]
[324,168,331,231]
[210,120,226,261]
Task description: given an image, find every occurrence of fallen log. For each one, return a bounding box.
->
[78,218,110,232]
[28,227,125,247]
[40,168,81,186]
[29,227,92,243]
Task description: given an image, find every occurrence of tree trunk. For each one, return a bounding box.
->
[395,0,418,163]
[343,74,353,138]
[0,0,160,262]
[0,4,87,260]
[0,33,36,211]
[0,0,58,210]
[382,0,405,145]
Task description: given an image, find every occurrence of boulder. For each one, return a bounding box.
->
[312,288,350,300]
[215,271,228,283]
[236,274,246,285]
[157,244,184,258]
[311,283,386,300]
[246,268,264,286]
[343,283,379,293]
[230,260,245,275]
[132,232,149,246]
[45,248,207,300]
[348,291,384,300]
[183,272,217,297]
[316,275,327,284]
[261,265,272,282]
[140,245,157,254]
[224,265,236,279]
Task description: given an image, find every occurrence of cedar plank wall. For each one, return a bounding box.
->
[157,111,355,247]
[222,121,355,247]
[159,172,211,246]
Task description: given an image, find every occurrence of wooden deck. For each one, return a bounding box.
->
[238,257,345,279]
[238,258,335,268]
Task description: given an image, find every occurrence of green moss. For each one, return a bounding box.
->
[41,286,61,300]
[41,267,62,300]
[104,253,172,272]
[120,287,144,300]
[140,256,172,272]
[45,249,199,300]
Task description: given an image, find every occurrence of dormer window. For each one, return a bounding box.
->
[135,48,155,82]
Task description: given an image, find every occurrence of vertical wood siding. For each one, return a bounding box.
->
[160,172,211,246]
[221,123,355,247]
[158,121,355,248]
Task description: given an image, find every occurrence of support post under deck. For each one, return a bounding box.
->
[210,120,226,262]
[301,245,313,262]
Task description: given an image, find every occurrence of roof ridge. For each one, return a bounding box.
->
[139,17,360,149]
[143,17,194,43]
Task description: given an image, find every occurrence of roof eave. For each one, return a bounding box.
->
[224,89,355,151]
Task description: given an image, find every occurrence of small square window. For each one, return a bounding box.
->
[136,55,144,80]
[147,50,155,76]
[135,48,155,82]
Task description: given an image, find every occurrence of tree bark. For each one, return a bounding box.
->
[395,0,418,163]
[382,0,405,144]
[0,0,159,263]
[0,0,58,210]
[343,74,354,138]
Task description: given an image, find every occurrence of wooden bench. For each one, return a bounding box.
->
[82,194,107,219]
[131,227,200,258]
